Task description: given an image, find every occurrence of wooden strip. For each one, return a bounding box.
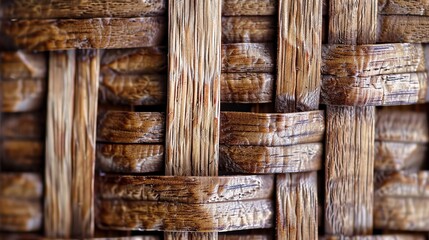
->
[375,171,429,197]
[0,51,46,80]
[97,111,165,144]
[222,17,276,43]
[220,111,325,146]
[222,43,275,73]
[1,112,44,139]
[97,144,164,173]
[98,199,273,231]
[222,0,276,16]
[99,175,273,203]
[0,0,166,19]
[1,17,166,51]
[219,233,272,240]
[275,0,322,112]
[321,72,428,106]
[322,235,426,240]
[276,172,317,239]
[1,140,43,171]
[1,78,45,112]
[221,73,273,103]
[379,0,429,16]
[219,143,322,174]
[378,15,429,43]
[0,173,42,199]
[0,198,42,232]
[375,141,426,171]
[321,44,426,77]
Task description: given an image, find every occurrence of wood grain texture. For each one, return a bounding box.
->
[275,0,322,112]
[375,141,426,171]
[219,143,322,174]
[97,111,165,143]
[0,173,42,199]
[1,17,166,51]
[1,78,45,112]
[376,171,429,197]
[0,198,42,232]
[0,0,167,19]
[321,44,426,77]
[378,15,429,43]
[219,233,272,240]
[97,199,273,231]
[222,17,276,43]
[98,175,273,203]
[379,0,429,15]
[222,43,275,73]
[221,73,273,103]
[97,144,163,173]
[1,112,44,139]
[1,140,43,171]
[0,51,46,80]
[321,72,429,106]
[222,0,276,16]
[220,111,325,146]
[322,235,426,240]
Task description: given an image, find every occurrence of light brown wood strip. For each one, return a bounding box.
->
[1,78,45,112]
[222,43,275,73]
[375,141,426,171]
[1,17,166,51]
[322,235,426,240]
[375,171,429,197]
[219,143,322,174]
[0,0,166,19]
[97,144,164,173]
[1,140,43,171]
[321,44,426,77]
[0,173,42,199]
[0,198,42,232]
[99,175,273,203]
[98,199,273,231]
[379,0,429,15]
[222,0,276,16]
[222,17,276,43]
[219,233,272,240]
[97,111,165,144]
[220,111,325,146]
[378,15,429,43]
[1,112,44,139]
[277,172,318,239]
[221,73,273,103]
[0,51,46,80]
[321,72,429,106]
[275,0,322,112]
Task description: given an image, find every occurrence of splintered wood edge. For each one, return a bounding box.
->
[0,51,47,79]
[375,141,426,171]
[0,173,43,199]
[220,143,322,173]
[375,171,429,197]
[378,15,429,43]
[98,175,273,203]
[0,198,42,232]
[220,111,325,146]
[97,199,273,231]
[222,17,276,43]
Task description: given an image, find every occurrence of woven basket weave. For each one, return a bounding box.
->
[1,0,429,239]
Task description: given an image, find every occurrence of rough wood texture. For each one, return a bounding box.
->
[1,17,166,51]
[97,144,163,173]
[219,143,322,173]
[0,51,46,80]
[376,171,429,197]
[277,173,318,239]
[222,0,276,16]
[375,141,426,171]
[1,140,43,171]
[99,175,273,202]
[1,78,45,112]
[0,198,42,232]
[0,0,167,19]
[378,15,429,43]
[275,0,322,112]
[219,233,272,240]
[97,111,165,144]
[1,112,44,139]
[221,73,273,103]
[322,44,426,77]
[98,199,273,231]
[322,235,426,240]
[220,111,325,146]
[321,73,429,106]
[222,17,276,43]
[0,173,42,199]
[222,43,275,73]
[379,0,429,15]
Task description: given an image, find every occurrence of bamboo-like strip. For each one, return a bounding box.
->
[378,15,429,43]
[0,51,46,80]
[222,17,276,43]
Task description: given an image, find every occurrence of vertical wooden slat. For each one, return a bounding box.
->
[166,0,221,239]
[325,0,377,236]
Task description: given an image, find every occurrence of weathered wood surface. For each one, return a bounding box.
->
[99,175,273,202]
[221,73,273,103]
[97,111,165,143]
[220,111,325,146]
[1,78,45,112]
[0,51,46,80]
[219,143,322,174]
[276,0,322,112]
[376,171,429,197]
[97,144,163,173]
[1,139,43,171]
[0,173,42,199]
[375,141,426,171]
[322,235,426,240]
[222,43,275,73]
[322,44,426,77]
[98,199,273,231]
[0,112,44,139]
[321,73,429,106]
[378,15,429,43]
[222,0,276,16]
[379,0,429,15]
[276,173,318,239]
[222,17,276,43]
[0,198,42,232]
[1,17,166,51]
[219,233,272,240]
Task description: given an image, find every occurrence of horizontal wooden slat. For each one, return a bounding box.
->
[322,235,426,240]
[98,199,273,231]
[1,112,44,139]
[0,173,42,199]
[222,73,273,103]
[219,232,272,240]
[1,17,166,51]
[97,144,164,173]
[0,51,46,80]
[375,141,426,171]
[97,111,165,143]
[376,171,429,197]
[379,0,429,16]
[222,0,276,16]
[222,17,276,43]
[99,175,273,203]
[222,43,275,72]
[1,78,45,112]
[378,15,429,43]
[321,72,429,106]
[322,44,425,77]
[0,198,42,232]
[220,143,322,173]
[1,140,43,171]
[220,111,325,146]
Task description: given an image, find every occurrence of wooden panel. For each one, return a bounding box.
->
[1,17,166,51]
[322,44,426,77]
[98,199,273,231]
[1,112,44,139]
[99,175,273,203]
[376,171,429,197]
[276,0,322,112]
[379,0,429,15]
[219,143,322,174]
[222,43,275,73]
[97,111,165,143]
[0,51,46,80]
[375,141,426,171]
[0,198,42,232]
[220,111,325,146]
[378,15,429,43]
[221,73,273,103]
[1,78,45,112]
[1,140,43,171]
[0,173,42,199]
[222,17,276,43]
[321,73,429,106]
[97,144,164,173]
[222,0,276,16]
[0,0,166,19]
